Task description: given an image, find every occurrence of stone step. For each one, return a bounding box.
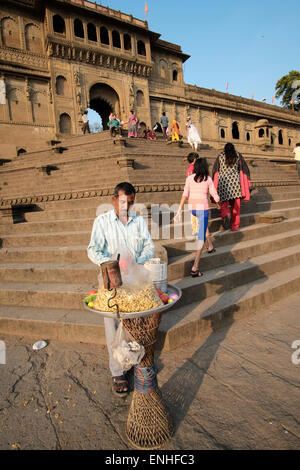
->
[0,144,190,174]
[172,206,300,239]
[0,305,106,345]
[0,173,186,197]
[0,218,94,235]
[1,222,299,271]
[0,236,298,292]
[1,187,294,219]
[1,204,300,241]
[0,261,98,284]
[1,147,296,177]
[1,166,298,200]
[0,252,300,349]
[0,172,124,191]
[165,216,300,257]
[167,228,300,281]
[1,231,92,248]
[21,197,300,223]
[158,264,300,351]
[0,245,89,263]
[254,189,300,202]
[0,281,90,310]
[2,207,300,251]
[0,209,165,236]
[1,164,297,186]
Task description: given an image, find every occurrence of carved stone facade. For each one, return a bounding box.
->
[0,0,299,158]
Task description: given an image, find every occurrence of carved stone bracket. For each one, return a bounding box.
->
[117,156,135,168]
[0,205,13,224]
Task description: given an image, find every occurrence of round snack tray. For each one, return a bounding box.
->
[83,284,182,319]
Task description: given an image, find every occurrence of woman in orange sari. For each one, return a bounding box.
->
[171,120,180,141]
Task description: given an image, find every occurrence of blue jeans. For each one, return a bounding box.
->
[191,209,209,241]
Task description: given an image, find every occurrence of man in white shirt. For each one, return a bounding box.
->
[87,182,154,396]
[293,143,300,177]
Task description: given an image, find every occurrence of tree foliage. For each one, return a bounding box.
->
[275,70,300,111]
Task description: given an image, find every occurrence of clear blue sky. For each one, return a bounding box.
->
[95,0,299,104]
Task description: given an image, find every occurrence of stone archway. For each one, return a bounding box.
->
[89,83,120,130]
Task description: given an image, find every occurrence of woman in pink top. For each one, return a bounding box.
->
[175,158,220,277]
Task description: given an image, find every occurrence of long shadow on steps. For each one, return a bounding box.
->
[157,189,273,435]
[159,276,267,438]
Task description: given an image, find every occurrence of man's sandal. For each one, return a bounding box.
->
[112,376,129,397]
[190,269,203,278]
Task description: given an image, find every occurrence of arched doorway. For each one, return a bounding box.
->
[89,83,120,130]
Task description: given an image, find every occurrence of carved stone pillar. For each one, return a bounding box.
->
[129,79,135,110]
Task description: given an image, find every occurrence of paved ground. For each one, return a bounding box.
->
[0,291,299,451]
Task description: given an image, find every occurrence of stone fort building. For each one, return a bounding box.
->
[0,0,299,158]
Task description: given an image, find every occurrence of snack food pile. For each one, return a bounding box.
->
[83,283,165,313]
[84,283,180,314]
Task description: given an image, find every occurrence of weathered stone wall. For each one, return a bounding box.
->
[0,0,299,159]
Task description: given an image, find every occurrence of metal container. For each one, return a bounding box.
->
[101,259,122,290]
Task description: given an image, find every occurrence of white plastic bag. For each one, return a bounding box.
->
[112,322,145,371]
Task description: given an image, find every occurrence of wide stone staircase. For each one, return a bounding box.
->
[0,132,299,350]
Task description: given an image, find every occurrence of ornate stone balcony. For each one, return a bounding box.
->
[46,37,152,78]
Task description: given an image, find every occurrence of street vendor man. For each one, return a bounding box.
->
[87,182,154,397]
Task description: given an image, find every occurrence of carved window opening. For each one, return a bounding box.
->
[112,31,121,48]
[288,138,291,146]
[56,76,67,96]
[259,128,264,138]
[246,132,250,141]
[17,148,27,156]
[1,17,21,49]
[87,23,97,42]
[220,128,225,139]
[271,135,274,144]
[59,113,71,134]
[232,121,240,139]
[124,34,131,51]
[25,23,42,53]
[278,130,283,145]
[137,40,146,56]
[266,128,269,137]
[74,19,84,38]
[136,90,145,107]
[53,15,65,35]
[100,26,109,45]
[173,70,178,81]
